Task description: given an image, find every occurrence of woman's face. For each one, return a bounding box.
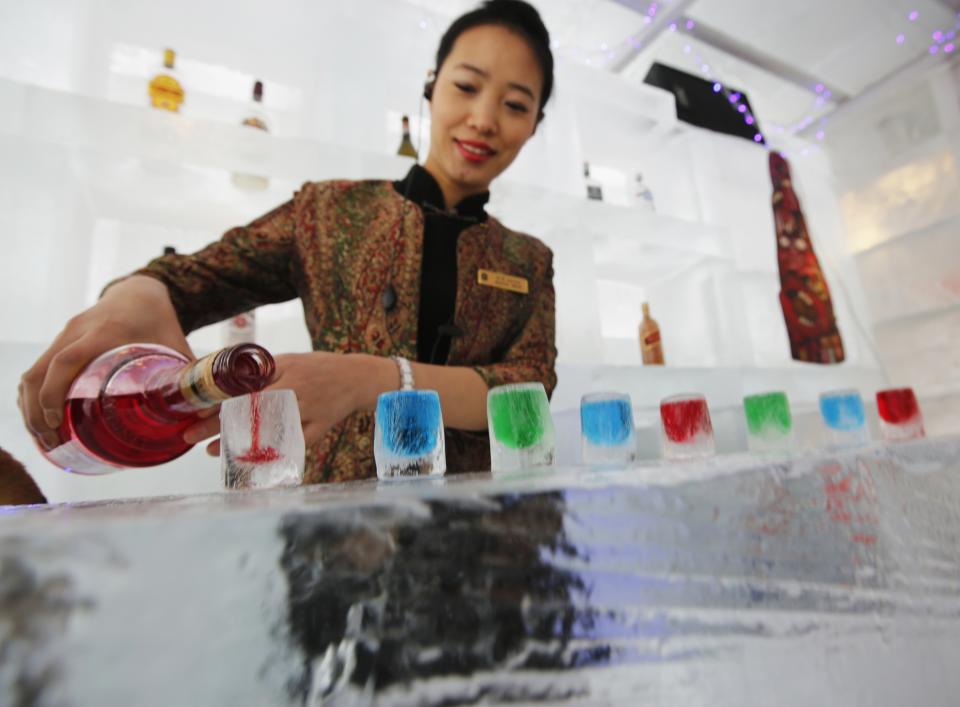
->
[424,24,543,206]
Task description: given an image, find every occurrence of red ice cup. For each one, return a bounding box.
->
[875,387,925,442]
[660,393,715,459]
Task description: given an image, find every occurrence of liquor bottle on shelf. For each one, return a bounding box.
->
[397,115,418,158]
[584,162,603,201]
[44,343,275,474]
[148,48,185,113]
[633,173,655,212]
[232,79,271,191]
[224,310,257,346]
[639,302,665,365]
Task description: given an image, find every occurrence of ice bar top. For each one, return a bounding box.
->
[5,436,958,527]
[4,436,960,706]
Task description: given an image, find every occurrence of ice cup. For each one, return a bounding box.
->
[660,393,715,460]
[743,391,794,454]
[374,390,446,479]
[876,387,925,442]
[580,392,637,467]
[487,382,555,473]
[220,389,305,490]
[819,389,869,447]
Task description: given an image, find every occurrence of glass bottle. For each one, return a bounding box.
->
[148,48,185,113]
[639,302,665,365]
[584,162,603,201]
[232,79,270,191]
[45,343,275,473]
[397,115,418,158]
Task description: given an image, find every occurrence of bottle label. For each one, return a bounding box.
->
[46,440,120,475]
[178,353,232,409]
[643,331,661,347]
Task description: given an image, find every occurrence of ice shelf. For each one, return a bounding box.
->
[2,436,960,706]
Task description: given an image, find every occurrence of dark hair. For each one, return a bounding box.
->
[434,0,554,121]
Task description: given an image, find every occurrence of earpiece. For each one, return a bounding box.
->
[423,69,436,101]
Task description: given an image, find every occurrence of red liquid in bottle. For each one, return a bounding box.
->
[47,343,274,474]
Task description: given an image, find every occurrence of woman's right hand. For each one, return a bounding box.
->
[18,275,193,450]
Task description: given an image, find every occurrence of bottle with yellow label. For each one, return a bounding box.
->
[148,48,185,113]
[639,302,665,365]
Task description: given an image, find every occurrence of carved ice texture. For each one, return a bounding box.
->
[580,392,637,466]
[220,390,304,489]
[660,393,716,459]
[374,390,446,479]
[487,383,556,473]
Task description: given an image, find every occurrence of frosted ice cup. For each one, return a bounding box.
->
[660,393,716,460]
[580,392,637,466]
[819,389,869,447]
[220,389,305,490]
[487,382,556,473]
[876,387,925,442]
[374,390,446,479]
[743,391,794,453]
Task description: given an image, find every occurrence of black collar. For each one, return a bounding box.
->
[393,164,489,223]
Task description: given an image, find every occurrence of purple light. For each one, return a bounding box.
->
[738,104,747,113]
[823,89,832,99]
[669,22,677,31]
[896,33,905,44]
[745,115,754,125]
[729,92,741,103]
[712,82,722,92]
[815,83,824,93]
[930,45,939,54]
[909,10,919,21]
[686,20,695,30]
[933,30,944,42]
[754,134,763,143]
[816,130,825,140]
[946,43,956,53]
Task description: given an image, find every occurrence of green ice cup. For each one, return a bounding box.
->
[488,384,547,450]
[743,391,792,437]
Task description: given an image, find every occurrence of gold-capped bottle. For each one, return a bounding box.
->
[639,302,665,365]
[148,48,185,113]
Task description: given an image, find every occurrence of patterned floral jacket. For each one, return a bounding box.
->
[139,179,557,483]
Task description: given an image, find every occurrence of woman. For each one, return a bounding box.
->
[18,0,557,483]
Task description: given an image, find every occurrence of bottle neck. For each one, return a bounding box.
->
[146,344,275,416]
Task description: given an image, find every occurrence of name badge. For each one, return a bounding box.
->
[477,269,529,294]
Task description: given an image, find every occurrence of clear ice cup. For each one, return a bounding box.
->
[580,392,637,467]
[220,389,305,490]
[487,382,555,473]
[743,391,794,454]
[876,387,925,442]
[819,389,869,447]
[374,390,446,479]
[660,393,716,460]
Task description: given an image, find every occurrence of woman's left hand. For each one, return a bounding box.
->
[183,352,395,455]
